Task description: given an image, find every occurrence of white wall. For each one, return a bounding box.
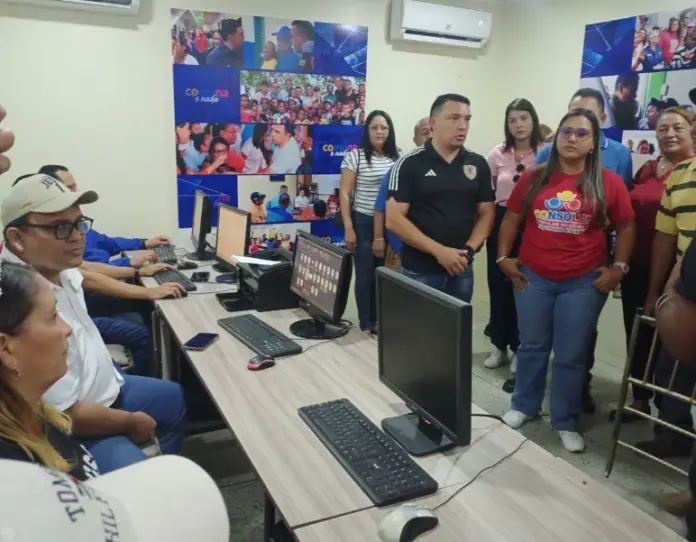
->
[0,0,692,237]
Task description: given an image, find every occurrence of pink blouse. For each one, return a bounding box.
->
[487,144,542,206]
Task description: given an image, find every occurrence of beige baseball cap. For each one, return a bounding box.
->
[1,173,98,227]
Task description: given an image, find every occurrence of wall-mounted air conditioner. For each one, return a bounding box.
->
[4,0,140,15]
[390,0,492,49]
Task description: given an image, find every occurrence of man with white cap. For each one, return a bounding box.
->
[1,174,187,473]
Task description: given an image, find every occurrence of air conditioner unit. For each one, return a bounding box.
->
[4,0,140,15]
[390,0,492,49]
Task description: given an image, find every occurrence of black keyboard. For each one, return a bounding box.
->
[218,314,302,358]
[153,269,197,292]
[154,245,177,264]
[298,398,438,507]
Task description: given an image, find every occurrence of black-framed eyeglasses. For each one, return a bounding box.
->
[24,217,94,240]
[513,163,526,183]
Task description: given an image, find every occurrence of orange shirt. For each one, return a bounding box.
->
[250,204,267,223]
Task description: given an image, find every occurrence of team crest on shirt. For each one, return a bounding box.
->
[463,165,477,180]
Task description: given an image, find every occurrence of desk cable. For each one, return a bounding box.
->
[276,320,354,359]
[433,436,529,511]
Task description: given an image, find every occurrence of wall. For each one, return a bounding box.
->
[0,0,691,237]
[0,0,509,238]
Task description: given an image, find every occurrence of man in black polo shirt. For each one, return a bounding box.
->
[386,93,494,302]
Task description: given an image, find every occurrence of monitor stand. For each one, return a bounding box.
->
[186,249,215,261]
[290,318,349,340]
[381,412,455,457]
[215,273,237,284]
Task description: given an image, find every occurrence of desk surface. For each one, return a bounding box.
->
[155,295,527,529]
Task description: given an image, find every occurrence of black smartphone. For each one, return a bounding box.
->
[183,333,219,351]
[191,271,210,283]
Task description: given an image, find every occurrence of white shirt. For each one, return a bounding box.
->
[295,195,310,208]
[1,250,123,411]
[173,55,199,66]
[271,137,302,174]
[241,138,268,174]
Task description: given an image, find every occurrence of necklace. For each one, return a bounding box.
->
[514,148,532,162]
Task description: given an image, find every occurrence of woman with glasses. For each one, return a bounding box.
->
[498,109,636,452]
[200,137,236,174]
[484,98,544,372]
[610,107,694,423]
[340,110,399,335]
[0,262,100,480]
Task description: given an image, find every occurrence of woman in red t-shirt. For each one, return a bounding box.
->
[613,107,694,422]
[497,108,636,453]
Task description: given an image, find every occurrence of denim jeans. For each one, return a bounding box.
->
[401,266,474,303]
[84,291,152,328]
[93,317,152,376]
[486,204,521,351]
[512,266,607,431]
[78,374,187,474]
[353,211,383,331]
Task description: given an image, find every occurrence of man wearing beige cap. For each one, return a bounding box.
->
[1,174,187,474]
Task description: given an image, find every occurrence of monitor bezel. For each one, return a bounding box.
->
[190,190,214,258]
[290,230,352,325]
[214,203,251,271]
[376,267,472,446]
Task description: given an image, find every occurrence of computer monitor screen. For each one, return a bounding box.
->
[215,204,250,269]
[189,190,214,260]
[377,268,472,452]
[289,232,352,339]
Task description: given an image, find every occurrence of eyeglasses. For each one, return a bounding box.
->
[24,217,94,240]
[558,127,592,140]
[513,163,525,183]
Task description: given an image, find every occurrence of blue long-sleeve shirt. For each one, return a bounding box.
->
[84,229,143,267]
[535,132,633,189]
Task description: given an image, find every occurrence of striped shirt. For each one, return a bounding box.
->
[341,149,397,216]
[656,157,696,261]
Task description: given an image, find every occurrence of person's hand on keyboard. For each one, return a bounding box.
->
[130,250,157,266]
[139,263,176,277]
[145,235,171,248]
[147,283,186,300]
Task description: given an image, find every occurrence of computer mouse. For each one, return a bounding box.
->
[247,354,276,371]
[177,261,198,270]
[377,504,439,542]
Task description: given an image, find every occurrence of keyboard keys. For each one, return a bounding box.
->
[153,269,197,292]
[154,245,177,264]
[218,314,302,358]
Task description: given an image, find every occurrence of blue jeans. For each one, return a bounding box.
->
[401,266,474,303]
[93,317,152,376]
[353,211,383,331]
[84,292,152,327]
[78,374,187,474]
[512,267,607,431]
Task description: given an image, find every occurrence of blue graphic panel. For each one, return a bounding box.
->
[582,17,636,77]
[310,219,347,248]
[312,124,363,174]
[177,175,238,228]
[314,22,368,76]
[173,65,240,123]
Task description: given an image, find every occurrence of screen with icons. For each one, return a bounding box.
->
[291,234,343,318]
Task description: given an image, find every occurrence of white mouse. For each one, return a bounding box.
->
[377,503,439,542]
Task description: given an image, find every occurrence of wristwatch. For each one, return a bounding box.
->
[462,244,475,264]
[612,261,630,275]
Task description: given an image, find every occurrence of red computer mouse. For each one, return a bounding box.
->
[247,354,276,371]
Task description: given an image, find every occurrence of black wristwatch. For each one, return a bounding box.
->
[462,244,475,264]
[133,268,141,283]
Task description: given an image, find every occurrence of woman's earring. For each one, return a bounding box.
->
[13,367,19,380]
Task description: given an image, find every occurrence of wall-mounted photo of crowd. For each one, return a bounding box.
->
[171,10,316,73]
[176,122,313,175]
[240,72,366,126]
[632,8,696,72]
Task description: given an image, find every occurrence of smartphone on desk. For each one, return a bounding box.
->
[183,333,219,351]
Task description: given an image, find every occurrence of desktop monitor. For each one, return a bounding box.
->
[189,190,214,260]
[289,231,352,340]
[376,267,472,456]
[214,204,251,283]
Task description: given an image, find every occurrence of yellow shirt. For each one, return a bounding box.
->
[261,59,277,69]
[655,157,696,261]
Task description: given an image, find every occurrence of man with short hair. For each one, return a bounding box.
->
[38,165,170,268]
[254,81,271,103]
[1,174,186,473]
[266,193,294,223]
[266,184,289,210]
[374,117,431,272]
[207,18,244,68]
[386,96,495,302]
[278,78,293,101]
[291,20,315,72]
[268,126,301,174]
[274,26,301,71]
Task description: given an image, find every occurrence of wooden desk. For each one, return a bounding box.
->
[294,442,686,542]
[153,294,526,530]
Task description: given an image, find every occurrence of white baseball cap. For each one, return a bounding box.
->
[1,174,98,228]
[0,456,230,541]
